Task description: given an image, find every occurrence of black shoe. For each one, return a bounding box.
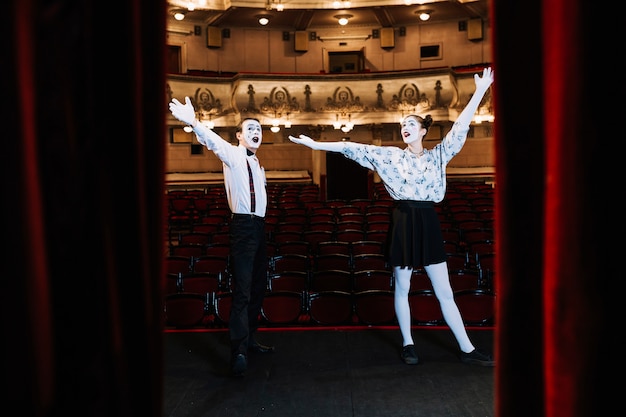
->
[401,344,419,365]
[249,340,275,354]
[231,353,247,376]
[460,349,495,367]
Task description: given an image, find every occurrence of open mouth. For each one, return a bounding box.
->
[251,136,259,143]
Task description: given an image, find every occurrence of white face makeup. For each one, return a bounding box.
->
[238,119,263,151]
[400,116,422,144]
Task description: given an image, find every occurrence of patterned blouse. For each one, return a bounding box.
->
[340,121,469,203]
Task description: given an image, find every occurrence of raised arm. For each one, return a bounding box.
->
[169,96,225,149]
[288,134,347,152]
[454,67,494,129]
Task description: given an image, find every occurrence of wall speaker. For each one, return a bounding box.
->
[467,18,483,41]
[206,26,222,48]
[380,27,394,48]
[295,31,308,52]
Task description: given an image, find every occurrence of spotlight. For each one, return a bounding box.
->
[415,10,432,21]
[334,14,353,26]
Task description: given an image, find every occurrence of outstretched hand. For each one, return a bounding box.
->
[289,134,316,147]
[169,96,197,126]
[474,67,494,92]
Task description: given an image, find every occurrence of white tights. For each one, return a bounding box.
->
[393,262,475,353]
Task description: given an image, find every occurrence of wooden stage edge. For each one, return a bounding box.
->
[165,167,495,190]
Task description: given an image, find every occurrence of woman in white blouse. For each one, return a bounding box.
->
[290,67,495,367]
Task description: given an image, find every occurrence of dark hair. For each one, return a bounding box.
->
[236,117,260,133]
[404,114,433,132]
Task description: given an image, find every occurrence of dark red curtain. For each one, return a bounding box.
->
[2,1,166,416]
[492,0,614,416]
[2,0,615,416]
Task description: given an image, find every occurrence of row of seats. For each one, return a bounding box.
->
[167,236,495,285]
[164,181,497,329]
[172,226,494,257]
[167,181,493,212]
[166,266,489,295]
[166,245,493,289]
[168,201,493,249]
[164,287,495,329]
[163,254,494,330]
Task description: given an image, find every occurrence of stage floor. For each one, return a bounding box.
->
[163,327,495,417]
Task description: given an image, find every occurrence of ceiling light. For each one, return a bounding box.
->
[173,11,186,21]
[333,0,351,8]
[270,116,281,132]
[257,15,270,25]
[415,10,432,21]
[333,113,353,131]
[335,14,353,26]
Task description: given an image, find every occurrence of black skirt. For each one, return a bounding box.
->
[386,200,446,268]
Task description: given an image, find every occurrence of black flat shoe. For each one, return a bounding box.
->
[401,344,419,365]
[460,349,495,367]
[249,340,275,354]
[231,353,247,376]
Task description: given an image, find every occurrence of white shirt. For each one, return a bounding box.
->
[196,132,267,217]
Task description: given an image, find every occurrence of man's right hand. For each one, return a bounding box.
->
[169,97,197,126]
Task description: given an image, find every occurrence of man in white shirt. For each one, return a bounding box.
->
[169,97,274,377]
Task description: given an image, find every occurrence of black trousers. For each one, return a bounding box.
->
[228,214,268,356]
